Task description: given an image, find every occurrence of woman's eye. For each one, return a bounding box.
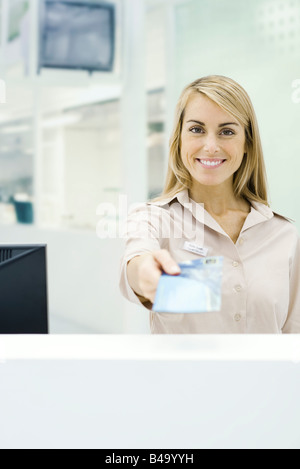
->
[221,129,235,136]
[190,127,204,134]
[189,127,235,136]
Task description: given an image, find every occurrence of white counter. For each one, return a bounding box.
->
[0,335,300,449]
[1,335,300,361]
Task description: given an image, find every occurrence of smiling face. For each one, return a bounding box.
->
[181,92,247,191]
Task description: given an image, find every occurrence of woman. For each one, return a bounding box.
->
[119,75,300,334]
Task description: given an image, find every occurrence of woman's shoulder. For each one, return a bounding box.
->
[126,191,184,218]
[272,208,296,226]
[250,199,299,238]
[271,208,299,239]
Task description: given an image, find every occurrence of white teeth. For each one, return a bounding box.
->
[200,160,223,166]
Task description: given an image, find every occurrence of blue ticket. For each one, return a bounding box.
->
[153,256,223,314]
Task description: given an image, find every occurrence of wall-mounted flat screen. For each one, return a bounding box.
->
[39,0,115,73]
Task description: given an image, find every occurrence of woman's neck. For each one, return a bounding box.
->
[188,184,250,217]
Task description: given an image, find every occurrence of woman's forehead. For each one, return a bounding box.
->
[184,93,237,122]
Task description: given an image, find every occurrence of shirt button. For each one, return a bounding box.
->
[234,314,242,322]
[232,261,239,268]
[235,285,242,293]
[239,238,245,246]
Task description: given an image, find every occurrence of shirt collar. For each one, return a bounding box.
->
[148,189,288,237]
[147,190,188,207]
[246,201,294,225]
[149,189,273,218]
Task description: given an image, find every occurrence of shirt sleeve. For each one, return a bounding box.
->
[119,204,162,310]
[283,235,300,333]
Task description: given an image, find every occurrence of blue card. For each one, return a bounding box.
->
[153,257,223,314]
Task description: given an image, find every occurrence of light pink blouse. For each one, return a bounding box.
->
[119,189,300,334]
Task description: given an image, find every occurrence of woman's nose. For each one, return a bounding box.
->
[203,135,220,154]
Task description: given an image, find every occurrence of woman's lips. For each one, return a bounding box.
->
[196,158,226,169]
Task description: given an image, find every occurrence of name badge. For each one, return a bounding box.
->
[183,241,209,257]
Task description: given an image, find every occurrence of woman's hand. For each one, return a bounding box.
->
[127,250,181,304]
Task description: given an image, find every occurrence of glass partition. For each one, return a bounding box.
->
[173,0,300,229]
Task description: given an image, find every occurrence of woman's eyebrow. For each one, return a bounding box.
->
[186,119,240,127]
[219,122,240,127]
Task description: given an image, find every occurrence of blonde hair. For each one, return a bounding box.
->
[153,75,269,205]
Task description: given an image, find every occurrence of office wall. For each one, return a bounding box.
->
[172,0,300,229]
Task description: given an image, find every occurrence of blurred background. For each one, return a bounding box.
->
[0,0,299,334]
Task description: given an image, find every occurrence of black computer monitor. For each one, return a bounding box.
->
[0,245,48,334]
[38,0,116,73]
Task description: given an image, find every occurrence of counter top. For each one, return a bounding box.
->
[1,335,300,361]
[1,335,300,449]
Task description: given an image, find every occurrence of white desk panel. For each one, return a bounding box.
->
[0,336,299,449]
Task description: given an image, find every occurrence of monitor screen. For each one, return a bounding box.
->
[0,245,48,334]
[39,0,115,72]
